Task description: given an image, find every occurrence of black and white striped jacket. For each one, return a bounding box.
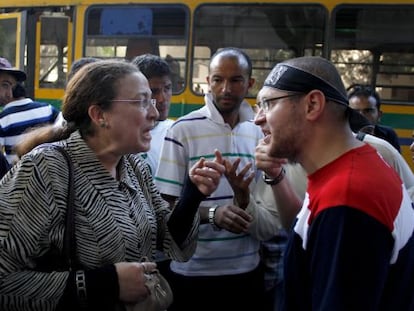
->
[0,130,198,310]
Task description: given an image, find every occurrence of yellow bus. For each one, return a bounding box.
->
[1,0,414,168]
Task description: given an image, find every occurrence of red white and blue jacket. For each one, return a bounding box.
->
[282,144,414,311]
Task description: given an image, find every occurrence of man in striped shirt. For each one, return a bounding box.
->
[156,47,279,311]
[0,82,59,164]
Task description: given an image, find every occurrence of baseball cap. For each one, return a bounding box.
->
[0,57,27,82]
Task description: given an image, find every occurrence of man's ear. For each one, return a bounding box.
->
[305,90,325,121]
[206,76,211,93]
[248,77,255,90]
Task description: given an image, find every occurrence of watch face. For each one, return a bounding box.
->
[263,167,286,185]
[208,205,221,231]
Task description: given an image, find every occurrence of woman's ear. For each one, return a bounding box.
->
[88,104,107,128]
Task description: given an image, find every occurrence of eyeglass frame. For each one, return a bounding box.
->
[110,98,157,111]
[256,93,304,113]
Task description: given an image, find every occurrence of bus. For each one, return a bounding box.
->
[1,0,414,169]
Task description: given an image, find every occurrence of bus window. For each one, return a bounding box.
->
[85,5,188,93]
[331,5,414,103]
[192,4,327,97]
[0,13,24,68]
[38,15,69,89]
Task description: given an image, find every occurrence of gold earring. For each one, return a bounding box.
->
[99,120,107,128]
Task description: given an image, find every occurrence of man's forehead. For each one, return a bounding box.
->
[148,75,172,87]
[349,94,377,106]
[210,57,250,77]
[209,72,248,82]
[0,72,17,85]
[257,86,283,100]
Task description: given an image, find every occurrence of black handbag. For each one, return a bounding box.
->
[33,145,76,272]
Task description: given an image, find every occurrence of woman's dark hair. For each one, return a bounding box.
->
[14,60,140,157]
[63,59,139,136]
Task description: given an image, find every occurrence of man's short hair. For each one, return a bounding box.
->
[131,54,171,79]
[348,85,381,109]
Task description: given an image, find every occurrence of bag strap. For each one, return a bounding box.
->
[54,146,76,270]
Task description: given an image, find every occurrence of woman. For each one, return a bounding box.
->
[0,60,224,310]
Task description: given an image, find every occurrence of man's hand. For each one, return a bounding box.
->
[255,137,287,178]
[214,204,253,234]
[223,157,254,209]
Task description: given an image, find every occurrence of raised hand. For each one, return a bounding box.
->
[189,149,225,196]
[255,137,287,178]
[223,157,254,210]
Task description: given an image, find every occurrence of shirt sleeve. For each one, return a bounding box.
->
[246,177,281,240]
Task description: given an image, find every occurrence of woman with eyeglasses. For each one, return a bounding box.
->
[0,59,225,311]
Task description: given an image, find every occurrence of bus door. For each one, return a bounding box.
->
[35,14,72,108]
[0,12,26,70]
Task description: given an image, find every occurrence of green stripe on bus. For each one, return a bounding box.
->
[169,103,203,118]
[38,98,62,110]
[381,114,414,130]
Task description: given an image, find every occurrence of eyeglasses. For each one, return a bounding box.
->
[111,98,156,111]
[256,93,302,113]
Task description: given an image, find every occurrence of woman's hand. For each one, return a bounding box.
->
[115,261,157,303]
[189,149,225,196]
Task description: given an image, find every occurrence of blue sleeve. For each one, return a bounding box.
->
[307,206,393,311]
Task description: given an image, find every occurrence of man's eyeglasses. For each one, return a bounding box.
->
[111,98,156,111]
[256,93,302,113]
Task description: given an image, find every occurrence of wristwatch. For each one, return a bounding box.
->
[262,167,286,185]
[208,205,221,231]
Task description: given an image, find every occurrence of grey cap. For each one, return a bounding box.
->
[0,57,26,81]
